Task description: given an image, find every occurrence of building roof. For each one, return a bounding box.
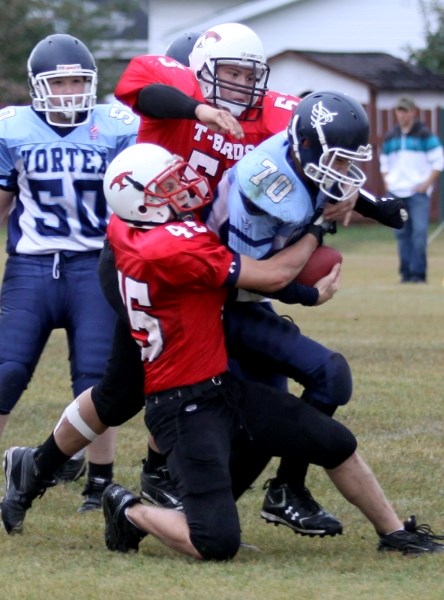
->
[271,51,444,92]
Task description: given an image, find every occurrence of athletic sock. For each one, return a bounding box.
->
[34,433,72,479]
[143,447,166,473]
[87,461,113,481]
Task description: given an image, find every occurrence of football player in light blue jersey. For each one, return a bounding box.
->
[205,91,394,536]
[0,34,139,512]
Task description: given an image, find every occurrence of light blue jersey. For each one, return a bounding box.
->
[207,131,325,260]
[0,104,139,254]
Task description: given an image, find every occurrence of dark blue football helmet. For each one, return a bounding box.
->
[27,34,97,127]
[164,31,201,67]
[288,90,372,201]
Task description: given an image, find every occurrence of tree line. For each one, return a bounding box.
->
[0,0,141,106]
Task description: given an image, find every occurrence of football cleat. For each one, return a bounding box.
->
[103,483,146,553]
[378,515,444,555]
[78,476,112,513]
[140,463,183,511]
[55,453,86,482]
[1,446,57,534]
[260,478,343,537]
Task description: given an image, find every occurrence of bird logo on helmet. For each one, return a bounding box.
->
[288,91,372,202]
[110,171,139,192]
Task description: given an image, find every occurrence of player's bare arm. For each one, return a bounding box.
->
[0,189,14,227]
[236,231,319,293]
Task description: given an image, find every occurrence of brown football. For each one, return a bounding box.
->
[295,245,343,287]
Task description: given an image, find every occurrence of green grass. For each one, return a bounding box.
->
[1,223,444,599]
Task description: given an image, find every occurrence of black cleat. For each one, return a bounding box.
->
[378,515,444,555]
[103,483,146,553]
[140,463,183,511]
[78,476,112,513]
[1,446,57,534]
[260,478,343,537]
[55,454,86,482]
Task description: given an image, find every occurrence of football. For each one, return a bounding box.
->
[295,245,343,287]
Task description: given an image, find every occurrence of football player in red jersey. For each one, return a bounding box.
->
[96,143,442,560]
[114,22,350,524]
[114,22,299,195]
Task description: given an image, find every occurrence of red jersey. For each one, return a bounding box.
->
[115,55,300,192]
[107,214,240,394]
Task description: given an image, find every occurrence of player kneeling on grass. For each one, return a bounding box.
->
[99,143,444,560]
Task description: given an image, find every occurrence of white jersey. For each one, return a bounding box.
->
[207,131,325,260]
[0,104,139,254]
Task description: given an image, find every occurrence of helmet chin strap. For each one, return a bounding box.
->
[217,98,245,117]
[169,205,194,222]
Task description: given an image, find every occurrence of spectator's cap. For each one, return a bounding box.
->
[395,96,416,110]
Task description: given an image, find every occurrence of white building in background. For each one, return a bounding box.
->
[143,0,444,216]
[148,0,432,93]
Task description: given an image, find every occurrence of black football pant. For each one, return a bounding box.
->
[144,371,357,560]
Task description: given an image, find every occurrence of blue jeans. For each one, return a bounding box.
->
[394,192,430,282]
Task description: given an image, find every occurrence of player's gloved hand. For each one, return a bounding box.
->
[355,191,408,229]
[307,208,337,246]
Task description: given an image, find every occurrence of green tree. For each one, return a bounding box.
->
[407,0,444,74]
[0,0,143,106]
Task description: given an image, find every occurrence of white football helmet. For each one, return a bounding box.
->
[104,143,212,227]
[189,23,270,120]
[28,34,97,127]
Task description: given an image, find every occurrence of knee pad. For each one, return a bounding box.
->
[192,527,240,561]
[326,353,353,406]
[185,490,241,561]
[0,362,30,414]
[322,422,358,469]
[304,352,352,408]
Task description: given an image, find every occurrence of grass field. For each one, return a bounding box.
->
[1,223,444,600]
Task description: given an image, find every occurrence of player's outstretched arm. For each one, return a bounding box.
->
[137,83,244,139]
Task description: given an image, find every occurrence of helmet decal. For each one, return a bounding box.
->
[110,171,134,192]
[56,63,82,71]
[311,101,338,128]
[195,30,222,47]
